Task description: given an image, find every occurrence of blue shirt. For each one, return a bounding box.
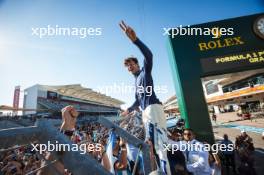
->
[220,139,234,155]
[128,38,161,113]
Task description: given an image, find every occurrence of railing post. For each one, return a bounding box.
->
[36,119,111,175]
[1,117,152,175]
[98,117,152,174]
[0,126,41,149]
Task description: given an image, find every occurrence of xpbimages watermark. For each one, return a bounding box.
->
[163,142,234,154]
[31,141,102,154]
[31,25,102,38]
[163,26,234,39]
[95,83,168,96]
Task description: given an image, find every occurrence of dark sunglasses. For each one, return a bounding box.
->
[183,133,192,136]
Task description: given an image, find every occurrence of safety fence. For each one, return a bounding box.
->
[0,116,151,175]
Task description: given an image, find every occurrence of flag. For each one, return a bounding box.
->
[127,144,145,175]
[106,130,117,174]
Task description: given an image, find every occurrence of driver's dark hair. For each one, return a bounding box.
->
[183,128,194,133]
[124,57,138,66]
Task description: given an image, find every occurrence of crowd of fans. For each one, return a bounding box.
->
[0,111,144,175]
[235,131,256,175]
[0,107,259,175]
[59,110,258,175]
[0,145,41,175]
[74,122,110,146]
[166,127,258,175]
[0,121,112,175]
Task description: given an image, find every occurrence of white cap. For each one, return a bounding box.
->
[262,132,264,137]
[241,130,246,133]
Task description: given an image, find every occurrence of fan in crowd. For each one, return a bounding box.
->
[235,130,256,175]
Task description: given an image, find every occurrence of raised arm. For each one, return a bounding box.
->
[119,20,153,73]
[133,38,153,73]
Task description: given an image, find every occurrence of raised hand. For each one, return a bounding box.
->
[120,109,129,117]
[119,20,137,42]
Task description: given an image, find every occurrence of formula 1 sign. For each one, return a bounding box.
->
[167,13,264,144]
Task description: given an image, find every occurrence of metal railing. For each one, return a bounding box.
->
[0,116,151,175]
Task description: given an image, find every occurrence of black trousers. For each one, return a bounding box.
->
[223,153,236,173]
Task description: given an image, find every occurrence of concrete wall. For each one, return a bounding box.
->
[23,85,39,115]
[202,80,224,99]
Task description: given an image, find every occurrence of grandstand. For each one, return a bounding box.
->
[164,68,264,114]
[203,69,264,113]
[23,84,124,117]
[163,95,179,116]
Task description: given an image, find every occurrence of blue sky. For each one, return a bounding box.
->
[0,0,264,109]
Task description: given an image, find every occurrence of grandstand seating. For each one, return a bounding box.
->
[37,98,119,113]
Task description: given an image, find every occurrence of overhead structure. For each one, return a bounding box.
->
[167,13,264,143]
[38,84,124,107]
[163,95,179,114]
[0,105,43,111]
[23,84,124,115]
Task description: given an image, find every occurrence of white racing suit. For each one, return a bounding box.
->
[142,104,171,175]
